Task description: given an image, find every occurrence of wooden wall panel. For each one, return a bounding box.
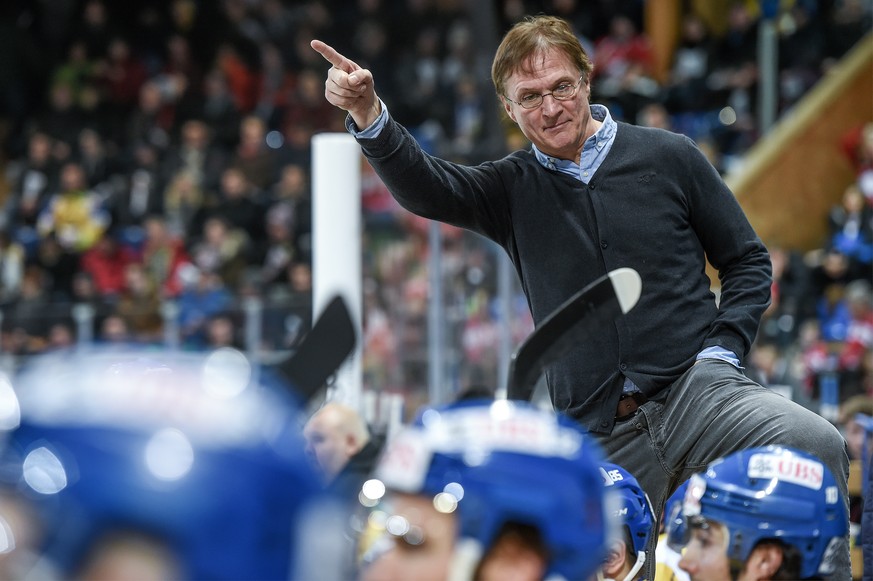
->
[726,34,873,252]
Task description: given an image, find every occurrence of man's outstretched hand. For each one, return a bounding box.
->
[310,39,381,130]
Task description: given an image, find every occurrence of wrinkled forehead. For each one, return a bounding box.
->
[506,49,579,89]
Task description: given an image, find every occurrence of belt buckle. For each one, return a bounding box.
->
[615,393,643,422]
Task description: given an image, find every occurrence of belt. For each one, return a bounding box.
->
[615,392,647,422]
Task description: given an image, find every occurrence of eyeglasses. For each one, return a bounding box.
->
[505,75,585,110]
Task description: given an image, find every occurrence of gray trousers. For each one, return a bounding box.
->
[595,359,851,580]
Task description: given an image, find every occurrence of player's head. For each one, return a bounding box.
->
[359,398,609,581]
[0,347,346,580]
[303,400,371,483]
[668,445,847,581]
[599,462,655,581]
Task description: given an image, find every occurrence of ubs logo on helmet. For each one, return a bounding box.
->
[747,452,824,490]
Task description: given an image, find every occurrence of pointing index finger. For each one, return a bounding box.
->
[310,40,358,74]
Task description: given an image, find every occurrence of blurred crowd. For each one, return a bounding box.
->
[0,0,870,410]
[747,119,873,417]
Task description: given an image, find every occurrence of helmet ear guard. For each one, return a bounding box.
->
[598,462,654,581]
[370,399,611,581]
[664,478,691,552]
[599,463,655,555]
[667,445,847,580]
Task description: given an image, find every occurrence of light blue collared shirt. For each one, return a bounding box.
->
[532,104,616,184]
[347,100,390,137]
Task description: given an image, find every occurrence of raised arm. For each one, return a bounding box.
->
[310,39,382,130]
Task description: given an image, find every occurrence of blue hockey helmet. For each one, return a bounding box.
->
[367,398,609,580]
[0,347,346,580]
[599,462,654,576]
[668,445,847,579]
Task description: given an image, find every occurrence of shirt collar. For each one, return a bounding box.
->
[532,104,615,170]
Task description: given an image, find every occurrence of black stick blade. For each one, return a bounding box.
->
[276,295,357,402]
[506,267,641,401]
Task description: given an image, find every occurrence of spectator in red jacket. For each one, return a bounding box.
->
[79,232,139,300]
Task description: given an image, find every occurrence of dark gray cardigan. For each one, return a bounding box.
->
[354,115,771,433]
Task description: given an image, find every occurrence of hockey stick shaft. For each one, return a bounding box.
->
[505,267,641,401]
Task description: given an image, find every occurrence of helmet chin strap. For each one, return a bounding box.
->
[596,550,646,581]
[625,551,647,581]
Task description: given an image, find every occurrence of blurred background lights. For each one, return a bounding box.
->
[433,492,458,514]
[0,377,20,431]
[202,348,251,399]
[420,408,441,427]
[23,447,67,494]
[718,106,738,125]
[359,491,379,508]
[367,510,388,531]
[0,516,15,553]
[265,130,284,149]
[361,479,386,504]
[145,428,194,481]
[385,515,410,537]
[403,526,424,545]
[443,482,464,501]
[488,399,515,420]
[462,446,489,468]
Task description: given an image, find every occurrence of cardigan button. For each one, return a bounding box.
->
[600,240,608,249]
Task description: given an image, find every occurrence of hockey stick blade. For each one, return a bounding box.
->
[276,294,357,403]
[506,267,641,401]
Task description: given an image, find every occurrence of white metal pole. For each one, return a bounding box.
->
[312,133,363,410]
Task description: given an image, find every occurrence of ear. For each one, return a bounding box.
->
[344,431,359,453]
[743,544,784,580]
[502,97,517,123]
[601,540,627,579]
